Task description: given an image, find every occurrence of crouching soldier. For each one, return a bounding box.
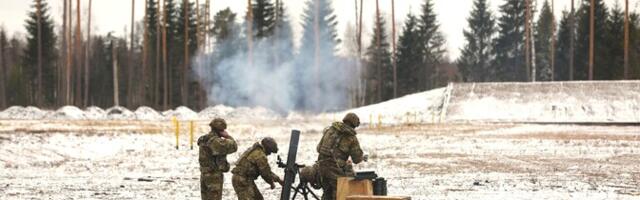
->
[198,118,238,200]
[316,113,366,200]
[231,137,284,200]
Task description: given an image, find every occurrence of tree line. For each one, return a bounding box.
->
[0,0,639,111]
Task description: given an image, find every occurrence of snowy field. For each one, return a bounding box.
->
[1,119,639,200]
[1,81,639,199]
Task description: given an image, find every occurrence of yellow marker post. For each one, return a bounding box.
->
[172,117,180,150]
[189,121,195,150]
[405,112,409,125]
[377,114,382,129]
[432,112,435,124]
[369,114,373,129]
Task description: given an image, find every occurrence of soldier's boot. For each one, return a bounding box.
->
[232,174,264,200]
[201,172,224,200]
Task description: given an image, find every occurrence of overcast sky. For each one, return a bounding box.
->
[1,0,638,59]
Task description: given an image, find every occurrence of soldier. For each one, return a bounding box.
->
[198,118,238,200]
[231,137,284,200]
[316,113,366,200]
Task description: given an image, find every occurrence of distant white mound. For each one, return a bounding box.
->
[134,106,163,120]
[49,106,86,120]
[198,105,235,119]
[0,104,288,121]
[105,106,135,120]
[163,106,199,120]
[84,106,106,120]
[0,106,49,120]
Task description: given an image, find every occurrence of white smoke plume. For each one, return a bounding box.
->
[193,11,352,113]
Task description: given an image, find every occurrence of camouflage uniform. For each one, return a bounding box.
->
[231,142,281,200]
[199,130,237,200]
[316,113,364,200]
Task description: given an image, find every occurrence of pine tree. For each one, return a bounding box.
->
[396,13,422,96]
[272,0,294,67]
[170,0,198,107]
[84,0,92,106]
[176,0,200,108]
[23,0,57,106]
[534,0,554,81]
[492,0,526,81]
[164,0,179,107]
[631,14,640,79]
[554,10,574,81]
[298,0,340,56]
[212,8,242,61]
[457,0,496,82]
[0,28,6,109]
[145,0,160,106]
[295,0,341,110]
[418,0,446,89]
[6,37,29,106]
[606,3,625,79]
[88,36,114,107]
[252,0,276,39]
[365,13,392,104]
[575,0,608,80]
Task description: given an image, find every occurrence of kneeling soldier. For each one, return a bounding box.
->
[231,137,284,200]
[316,113,365,200]
[198,118,238,200]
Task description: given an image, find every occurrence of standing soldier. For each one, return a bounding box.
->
[198,118,238,200]
[316,113,366,200]
[231,137,284,200]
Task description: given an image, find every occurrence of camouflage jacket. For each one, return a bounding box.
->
[198,132,238,173]
[231,143,279,184]
[316,122,364,168]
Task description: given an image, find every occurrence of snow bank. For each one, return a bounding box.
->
[444,81,640,123]
[0,105,285,121]
[3,81,636,123]
[134,106,163,120]
[198,105,235,119]
[322,87,447,124]
[0,106,50,120]
[323,80,640,125]
[48,106,86,120]
[84,106,106,120]
[163,106,199,120]
[105,106,136,120]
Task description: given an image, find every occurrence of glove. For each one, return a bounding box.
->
[276,176,284,186]
[269,182,277,190]
[219,131,232,139]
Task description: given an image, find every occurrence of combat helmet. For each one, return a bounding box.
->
[342,113,360,128]
[261,137,278,155]
[209,118,227,132]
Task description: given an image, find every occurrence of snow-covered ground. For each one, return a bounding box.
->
[444,81,640,123]
[0,105,283,121]
[1,81,639,199]
[2,81,638,124]
[0,122,638,199]
[318,88,447,125]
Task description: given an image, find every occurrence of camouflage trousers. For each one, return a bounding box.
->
[318,161,354,200]
[200,171,223,200]
[232,174,263,200]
